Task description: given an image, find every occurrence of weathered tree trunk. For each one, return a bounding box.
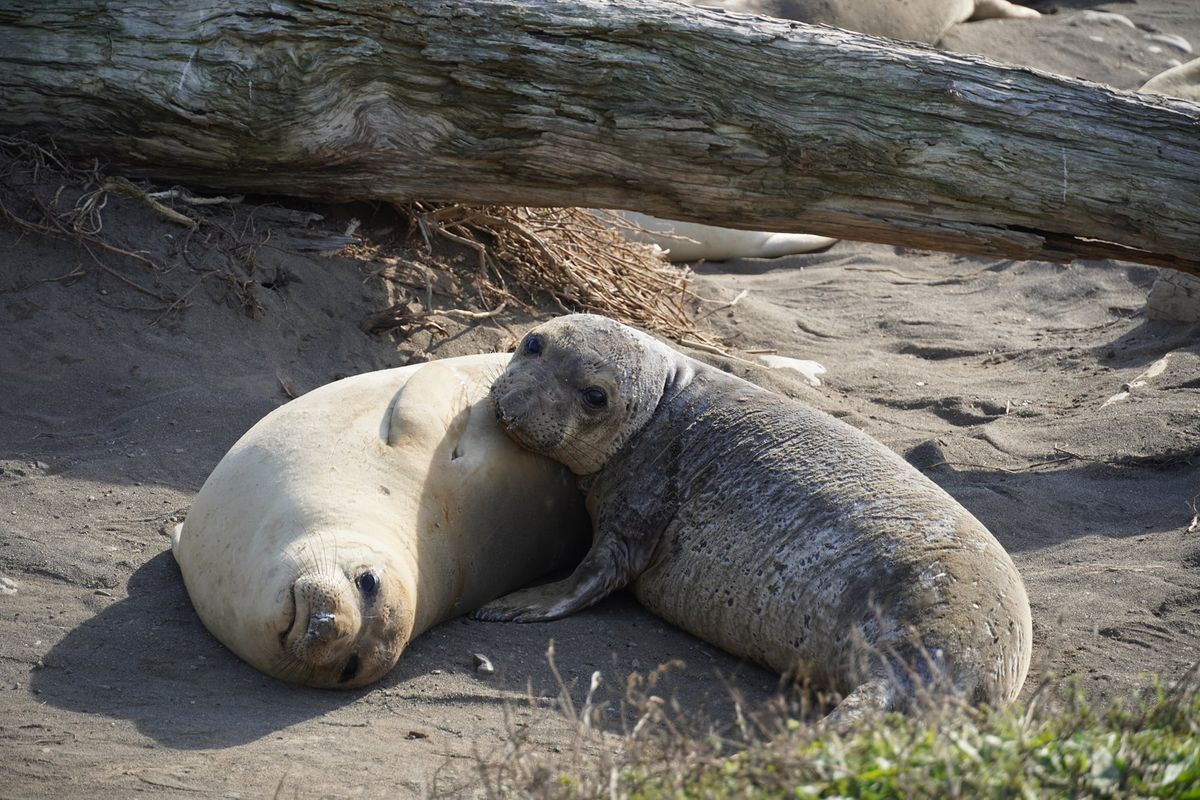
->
[2,1,1198,273]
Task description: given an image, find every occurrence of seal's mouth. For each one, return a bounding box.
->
[338,653,360,684]
[492,396,528,443]
[281,583,299,644]
[490,391,515,428]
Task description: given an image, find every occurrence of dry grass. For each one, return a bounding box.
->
[0,136,177,303]
[0,136,265,320]
[461,649,1200,800]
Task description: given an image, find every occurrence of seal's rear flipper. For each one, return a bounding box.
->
[821,676,896,731]
[170,522,185,560]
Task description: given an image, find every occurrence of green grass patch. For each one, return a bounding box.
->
[486,675,1200,800]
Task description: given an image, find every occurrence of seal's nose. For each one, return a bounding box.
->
[286,573,361,664]
[306,611,337,641]
[490,385,523,429]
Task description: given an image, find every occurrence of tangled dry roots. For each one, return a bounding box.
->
[0,134,720,347]
[405,203,720,347]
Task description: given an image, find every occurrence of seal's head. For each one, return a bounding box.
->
[270,538,416,689]
[490,314,675,475]
[173,516,417,689]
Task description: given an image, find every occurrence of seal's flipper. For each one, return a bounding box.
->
[471,539,632,622]
[386,361,478,449]
[821,676,896,731]
[170,522,184,560]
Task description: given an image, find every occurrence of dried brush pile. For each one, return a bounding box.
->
[361,203,722,349]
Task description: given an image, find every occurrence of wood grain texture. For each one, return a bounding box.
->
[1,0,1197,272]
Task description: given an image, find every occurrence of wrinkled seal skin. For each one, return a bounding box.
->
[476,315,1032,725]
[172,354,589,689]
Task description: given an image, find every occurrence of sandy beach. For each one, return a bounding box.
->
[2,1,1198,796]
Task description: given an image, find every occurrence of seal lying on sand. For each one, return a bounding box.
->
[1139,60,1200,322]
[173,354,589,688]
[603,0,1041,263]
[611,211,836,263]
[476,315,1031,724]
[1141,57,1200,105]
[694,0,1040,44]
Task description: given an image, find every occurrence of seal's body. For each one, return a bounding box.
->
[696,0,1039,44]
[173,354,588,688]
[1141,57,1200,103]
[611,211,835,262]
[477,315,1031,724]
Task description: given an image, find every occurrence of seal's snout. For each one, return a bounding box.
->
[285,573,361,667]
[273,557,415,689]
[490,371,535,434]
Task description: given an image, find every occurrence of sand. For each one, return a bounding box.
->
[2,1,1198,797]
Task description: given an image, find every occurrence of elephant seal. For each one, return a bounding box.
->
[1141,57,1200,104]
[1138,60,1200,322]
[475,315,1031,724]
[172,354,589,688]
[611,211,835,263]
[693,0,1039,44]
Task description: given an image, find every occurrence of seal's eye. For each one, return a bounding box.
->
[523,334,543,356]
[581,387,608,410]
[356,571,379,597]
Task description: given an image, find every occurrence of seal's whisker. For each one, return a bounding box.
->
[281,545,316,583]
[319,528,338,578]
[556,431,602,471]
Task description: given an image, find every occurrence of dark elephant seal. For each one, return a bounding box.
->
[475,314,1031,724]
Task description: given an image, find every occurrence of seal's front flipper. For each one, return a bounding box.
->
[471,541,629,622]
[385,361,476,449]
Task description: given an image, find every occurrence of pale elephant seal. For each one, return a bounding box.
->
[1141,57,1200,105]
[476,315,1031,724]
[172,354,589,688]
[611,211,836,262]
[1139,60,1200,321]
[694,0,1039,44]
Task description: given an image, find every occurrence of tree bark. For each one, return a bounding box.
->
[1,1,1198,273]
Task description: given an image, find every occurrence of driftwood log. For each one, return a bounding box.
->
[1,0,1198,274]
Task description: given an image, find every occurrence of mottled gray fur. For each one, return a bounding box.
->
[476,314,1031,724]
